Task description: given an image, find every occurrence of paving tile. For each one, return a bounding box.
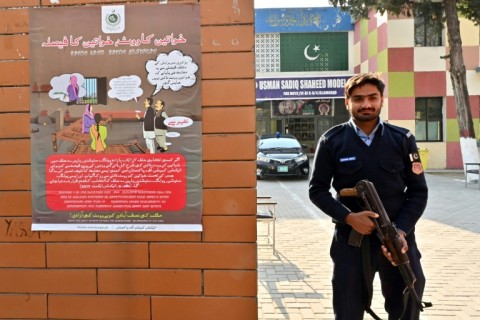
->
[258,171,480,319]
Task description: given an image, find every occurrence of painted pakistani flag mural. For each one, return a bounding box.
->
[280,33,348,72]
[255,32,349,73]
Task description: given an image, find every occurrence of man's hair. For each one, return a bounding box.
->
[344,73,385,99]
[146,97,153,106]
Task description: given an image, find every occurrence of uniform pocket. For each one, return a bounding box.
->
[379,159,404,174]
[337,160,363,175]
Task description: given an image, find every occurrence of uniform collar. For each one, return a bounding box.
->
[349,118,384,136]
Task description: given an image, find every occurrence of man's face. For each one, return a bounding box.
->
[278,100,296,114]
[144,99,150,109]
[345,83,383,122]
[155,101,163,111]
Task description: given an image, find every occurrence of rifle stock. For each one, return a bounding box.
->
[340,180,433,312]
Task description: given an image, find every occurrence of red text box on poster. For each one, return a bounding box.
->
[45,154,186,211]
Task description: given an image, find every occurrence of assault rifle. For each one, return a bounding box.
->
[340,180,432,313]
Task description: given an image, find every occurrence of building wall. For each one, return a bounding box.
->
[0,0,257,319]
[354,11,480,169]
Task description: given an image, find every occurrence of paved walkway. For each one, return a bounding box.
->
[257,171,480,319]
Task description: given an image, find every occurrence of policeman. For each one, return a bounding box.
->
[309,73,428,320]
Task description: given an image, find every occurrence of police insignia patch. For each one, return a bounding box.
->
[412,162,423,175]
[410,151,423,175]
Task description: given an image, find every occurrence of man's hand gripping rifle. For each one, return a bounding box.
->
[340,180,432,312]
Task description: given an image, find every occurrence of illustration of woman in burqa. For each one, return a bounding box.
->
[67,75,79,102]
[82,104,95,134]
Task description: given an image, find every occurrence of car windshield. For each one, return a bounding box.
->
[258,138,301,150]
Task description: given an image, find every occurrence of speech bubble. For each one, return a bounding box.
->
[108,75,143,102]
[165,132,180,138]
[146,50,199,96]
[164,116,193,129]
[49,73,86,102]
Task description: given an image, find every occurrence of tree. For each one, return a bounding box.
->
[329,0,480,170]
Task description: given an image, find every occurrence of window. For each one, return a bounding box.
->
[414,3,443,47]
[415,98,443,142]
[68,77,107,106]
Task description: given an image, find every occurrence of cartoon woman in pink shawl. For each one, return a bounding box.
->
[82,104,95,134]
[67,75,79,102]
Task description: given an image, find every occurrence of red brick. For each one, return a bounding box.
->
[150,243,257,269]
[0,243,45,267]
[0,61,29,85]
[203,188,257,216]
[0,34,28,59]
[0,191,32,216]
[0,87,30,112]
[0,9,29,33]
[202,216,257,242]
[0,294,46,319]
[98,269,202,295]
[203,106,256,133]
[204,270,257,296]
[152,296,257,320]
[0,139,30,164]
[49,294,150,320]
[201,0,254,25]
[47,243,149,268]
[201,25,254,53]
[202,79,255,106]
[202,52,255,79]
[0,165,30,190]
[203,134,256,161]
[0,113,31,138]
[0,269,96,293]
[203,161,256,188]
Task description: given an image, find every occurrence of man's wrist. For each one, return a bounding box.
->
[396,228,406,237]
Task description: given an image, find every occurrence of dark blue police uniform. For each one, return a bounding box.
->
[309,120,428,320]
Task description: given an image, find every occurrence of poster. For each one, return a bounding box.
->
[271,99,333,117]
[29,3,202,231]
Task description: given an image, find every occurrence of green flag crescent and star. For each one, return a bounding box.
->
[280,33,348,72]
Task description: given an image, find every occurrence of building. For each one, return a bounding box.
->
[255,7,355,153]
[255,6,480,169]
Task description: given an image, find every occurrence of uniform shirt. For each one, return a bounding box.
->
[308,120,428,235]
[351,118,382,146]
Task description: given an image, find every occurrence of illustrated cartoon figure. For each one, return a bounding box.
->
[90,113,107,153]
[82,104,95,134]
[67,75,79,102]
[135,97,156,154]
[154,99,169,152]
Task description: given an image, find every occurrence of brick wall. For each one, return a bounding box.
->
[0,0,257,319]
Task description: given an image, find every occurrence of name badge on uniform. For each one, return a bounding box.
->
[409,152,423,175]
[340,156,356,162]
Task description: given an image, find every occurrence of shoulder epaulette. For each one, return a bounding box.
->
[384,122,413,138]
[323,123,347,140]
